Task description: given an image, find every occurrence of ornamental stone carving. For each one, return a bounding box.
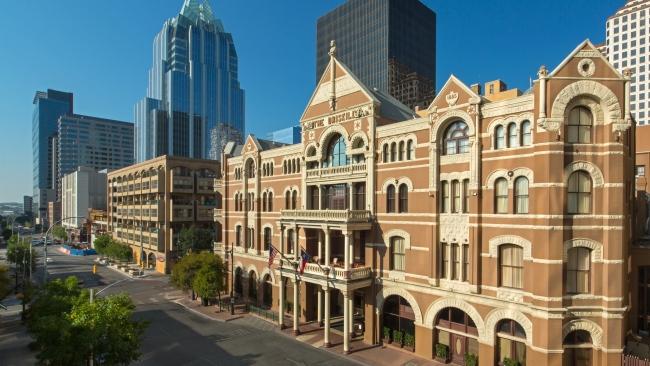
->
[562,319,603,349]
[577,59,596,77]
[483,308,533,346]
[382,229,412,250]
[376,286,423,325]
[488,236,532,260]
[446,91,459,106]
[563,238,603,262]
[440,214,469,244]
[564,161,605,188]
[549,80,622,127]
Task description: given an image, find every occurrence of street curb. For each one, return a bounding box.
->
[172,298,245,323]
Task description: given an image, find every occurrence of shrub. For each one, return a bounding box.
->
[503,358,520,366]
[435,343,449,360]
[465,353,478,366]
[393,330,403,344]
[403,333,415,348]
[383,326,391,340]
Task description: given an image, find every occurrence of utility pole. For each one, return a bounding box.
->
[228,245,235,315]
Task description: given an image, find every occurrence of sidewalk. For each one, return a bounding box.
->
[175,297,441,366]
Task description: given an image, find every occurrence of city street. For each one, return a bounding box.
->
[0,246,360,366]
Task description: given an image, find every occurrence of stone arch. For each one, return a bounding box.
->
[562,319,603,349]
[511,167,534,187]
[485,169,509,189]
[488,235,532,260]
[482,308,533,346]
[319,124,350,157]
[234,261,244,273]
[349,131,369,150]
[304,142,319,161]
[381,177,414,193]
[260,267,276,285]
[423,297,486,339]
[564,161,605,188]
[550,80,622,126]
[485,168,533,189]
[563,238,603,262]
[382,229,412,250]
[376,286,423,325]
[431,109,476,141]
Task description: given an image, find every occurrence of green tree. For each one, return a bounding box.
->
[177,226,214,256]
[69,294,147,365]
[171,252,225,306]
[26,276,147,366]
[52,225,68,241]
[7,238,37,272]
[193,265,223,306]
[0,265,10,301]
[2,228,11,241]
[93,234,112,255]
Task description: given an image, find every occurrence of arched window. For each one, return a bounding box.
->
[262,192,267,212]
[283,161,287,174]
[387,185,396,213]
[520,120,531,146]
[235,194,240,212]
[390,236,406,271]
[495,178,509,214]
[390,142,397,162]
[441,181,450,213]
[567,171,592,214]
[496,319,527,365]
[263,227,272,251]
[383,296,415,346]
[247,161,256,178]
[235,225,242,247]
[567,106,592,143]
[452,180,461,213]
[507,122,518,148]
[383,144,389,163]
[291,190,298,210]
[435,307,479,364]
[247,227,254,249]
[268,192,273,212]
[444,121,470,155]
[567,247,591,294]
[499,244,523,289]
[495,125,505,149]
[462,179,470,213]
[514,177,529,214]
[398,184,408,213]
[406,140,414,160]
[324,134,348,167]
[285,191,291,209]
[398,141,405,161]
[563,330,593,366]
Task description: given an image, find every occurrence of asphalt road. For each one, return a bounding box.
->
[0,246,360,366]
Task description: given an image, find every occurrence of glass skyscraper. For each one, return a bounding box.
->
[32,89,73,223]
[316,0,436,110]
[135,0,245,162]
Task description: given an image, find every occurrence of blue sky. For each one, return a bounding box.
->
[0,0,621,203]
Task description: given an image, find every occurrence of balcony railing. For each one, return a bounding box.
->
[283,261,372,282]
[280,209,371,223]
[305,163,367,181]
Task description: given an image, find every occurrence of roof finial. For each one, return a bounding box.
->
[328,40,337,58]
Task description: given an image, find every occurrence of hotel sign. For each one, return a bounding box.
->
[303,105,372,130]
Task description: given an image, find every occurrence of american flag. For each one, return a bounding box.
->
[268,245,278,267]
[299,249,311,275]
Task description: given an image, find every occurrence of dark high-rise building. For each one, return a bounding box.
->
[316,0,436,110]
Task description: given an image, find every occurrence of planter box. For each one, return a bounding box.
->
[403,345,414,352]
[383,338,392,345]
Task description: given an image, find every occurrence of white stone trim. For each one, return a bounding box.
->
[260,267,276,285]
[564,161,605,188]
[562,319,603,349]
[382,229,411,250]
[376,286,423,325]
[439,171,471,183]
[563,238,603,262]
[483,308,533,346]
[381,177,414,193]
[488,235,532,260]
[246,264,259,280]
[318,124,350,157]
[485,167,534,189]
[423,297,486,341]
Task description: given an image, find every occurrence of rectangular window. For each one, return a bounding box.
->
[441,243,449,279]
[452,181,461,213]
[391,237,406,272]
[462,179,470,213]
[452,243,461,280]
[441,181,450,213]
[463,245,469,281]
[500,245,523,289]
[354,183,366,210]
[567,248,591,294]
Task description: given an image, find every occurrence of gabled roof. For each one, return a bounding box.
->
[548,39,623,79]
[370,88,416,122]
[227,135,290,157]
[426,74,480,112]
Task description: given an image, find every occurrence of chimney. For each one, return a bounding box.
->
[470,83,482,95]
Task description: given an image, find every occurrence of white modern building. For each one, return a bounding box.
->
[61,167,108,229]
[605,0,650,125]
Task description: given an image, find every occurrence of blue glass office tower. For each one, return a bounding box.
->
[32,89,73,224]
[135,0,245,162]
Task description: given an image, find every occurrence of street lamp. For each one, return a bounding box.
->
[43,216,86,283]
[226,244,235,315]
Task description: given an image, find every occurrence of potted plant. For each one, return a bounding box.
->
[503,358,520,366]
[403,332,415,352]
[435,343,449,363]
[393,330,403,347]
[465,353,478,366]
[383,326,392,344]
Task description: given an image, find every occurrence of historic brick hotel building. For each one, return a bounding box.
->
[215,39,635,365]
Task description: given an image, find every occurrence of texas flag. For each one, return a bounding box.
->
[268,245,279,267]
[299,249,311,275]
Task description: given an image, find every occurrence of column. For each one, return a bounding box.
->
[343,290,350,354]
[294,226,299,260]
[280,225,285,254]
[347,182,353,210]
[348,294,354,333]
[317,185,322,210]
[344,231,350,271]
[323,286,331,347]
[292,277,300,336]
[318,231,323,265]
[317,288,323,327]
[278,275,284,329]
[324,229,331,267]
